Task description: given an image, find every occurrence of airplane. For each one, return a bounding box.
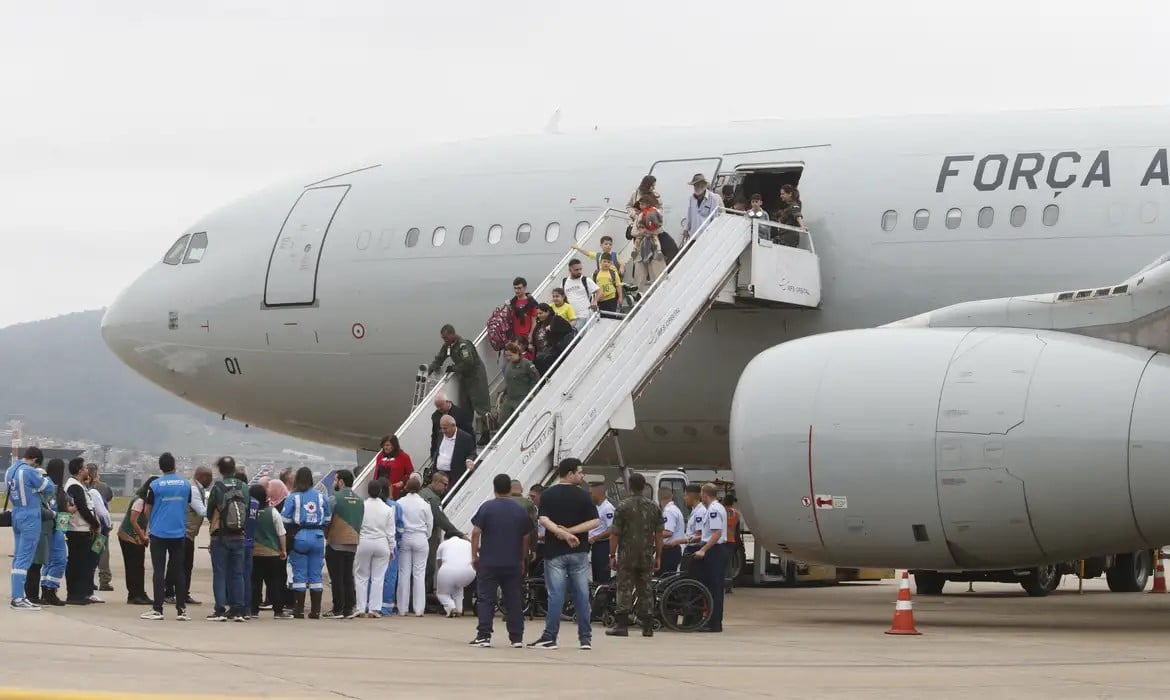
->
[102,105,1170,594]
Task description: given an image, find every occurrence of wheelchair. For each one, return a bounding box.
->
[590,568,713,633]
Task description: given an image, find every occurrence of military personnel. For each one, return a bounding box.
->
[428,324,491,445]
[605,473,663,638]
[420,471,464,598]
[682,484,706,559]
[658,488,686,574]
[693,483,728,633]
[509,480,538,566]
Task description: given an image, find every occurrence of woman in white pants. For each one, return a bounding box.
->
[435,534,476,617]
[395,474,433,616]
[354,481,397,618]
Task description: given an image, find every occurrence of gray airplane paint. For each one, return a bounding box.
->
[102,106,1170,473]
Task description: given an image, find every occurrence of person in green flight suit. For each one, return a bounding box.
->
[605,472,663,638]
[420,471,465,602]
[429,324,492,445]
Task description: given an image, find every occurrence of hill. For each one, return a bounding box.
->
[0,309,346,458]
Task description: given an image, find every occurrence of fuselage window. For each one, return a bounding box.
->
[183,232,208,263]
[913,209,930,230]
[432,226,447,246]
[945,208,962,230]
[1042,204,1059,227]
[517,223,532,244]
[487,224,503,244]
[459,225,475,246]
[574,220,590,242]
[162,234,190,265]
[405,227,420,247]
[1010,205,1027,227]
[545,222,561,243]
[880,210,897,231]
[977,206,994,228]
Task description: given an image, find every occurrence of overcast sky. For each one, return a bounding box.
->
[2,0,1167,328]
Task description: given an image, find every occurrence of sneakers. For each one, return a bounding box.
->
[86,593,105,604]
[274,611,294,620]
[579,640,592,650]
[140,610,164,620]
[527,636,558,649]
[259,603,274,611]
[185,596,203,606]
[176,610,191,622]
[469,636,492,647]
[510,641,524,648]
[229,615,247,623]
[164,596,177,605]
[206,612,228,622]
[99,583,115,592]
[344,611,358,619]
[324,610,345,619]
[40,589,65,607]
[10,598,41,611]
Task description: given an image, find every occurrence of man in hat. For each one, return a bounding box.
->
[683,173,721,243]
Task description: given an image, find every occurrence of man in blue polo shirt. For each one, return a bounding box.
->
[141,453,193,621]
[5,447,53,610]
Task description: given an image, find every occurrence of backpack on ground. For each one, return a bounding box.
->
[220,479,248,535]
[486,304,510,351]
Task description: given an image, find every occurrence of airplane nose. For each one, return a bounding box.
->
[102,271,208,397]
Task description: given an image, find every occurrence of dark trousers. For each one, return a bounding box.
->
[150,536,187,613]
[591,539,611,583]
[65,531,94,601]
[476,565,523,642]
[164,536,196,601]
[658,546,682,575]
[252,555,286,614]
[325,546,356,614]
[598,298,620,313]
[697,543,728,631]
[25,564,41,601]
[119,538,148,600]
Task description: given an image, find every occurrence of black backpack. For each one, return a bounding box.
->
[219,479,248,535]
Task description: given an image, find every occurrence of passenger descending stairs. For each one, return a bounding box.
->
[354,208,803,533]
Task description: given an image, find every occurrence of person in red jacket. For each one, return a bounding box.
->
[372,436,414,500]
[509,277,539,341]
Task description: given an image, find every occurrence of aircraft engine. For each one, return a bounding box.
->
[730,327,1170,570]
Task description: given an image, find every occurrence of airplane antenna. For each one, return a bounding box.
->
[544,108,562,134]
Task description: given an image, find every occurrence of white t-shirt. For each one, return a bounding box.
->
[437,536,473,569]
[562,274,599,319]
[437,434,456,473]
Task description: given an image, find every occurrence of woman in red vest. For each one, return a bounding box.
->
[372,435,414,500]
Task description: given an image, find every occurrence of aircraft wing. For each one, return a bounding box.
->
[885,251,1170,353]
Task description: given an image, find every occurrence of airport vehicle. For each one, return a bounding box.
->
[103,106,1170,580]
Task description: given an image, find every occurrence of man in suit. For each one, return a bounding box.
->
[434,415,477,488]
[430,392,474,462]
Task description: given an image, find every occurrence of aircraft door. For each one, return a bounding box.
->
[264,185,350,307]
[647,158,722,234]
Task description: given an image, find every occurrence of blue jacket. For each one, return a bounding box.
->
[4,460,52,510]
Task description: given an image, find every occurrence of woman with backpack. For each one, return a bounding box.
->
[281,467,332,619]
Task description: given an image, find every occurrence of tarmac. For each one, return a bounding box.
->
[2,531,1170,699]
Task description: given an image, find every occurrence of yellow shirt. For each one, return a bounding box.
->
[552,302,576,322]
[595,269,621,302]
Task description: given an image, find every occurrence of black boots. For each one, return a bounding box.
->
[309,590,322,620]
[40,588,64,607]
[292,592,306,619]
[642,620,654,637]
[605,613,629,637]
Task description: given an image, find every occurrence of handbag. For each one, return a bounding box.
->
[0,491,11,528]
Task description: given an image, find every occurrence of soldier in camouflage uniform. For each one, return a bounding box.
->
[605,472,663,638]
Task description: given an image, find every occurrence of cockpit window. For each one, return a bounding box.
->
[163,234,191,265]
[183,232,208,264]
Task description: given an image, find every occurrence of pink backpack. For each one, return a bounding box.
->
[486,305,511,351]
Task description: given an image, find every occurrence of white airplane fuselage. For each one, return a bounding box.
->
[102,107,1170,467]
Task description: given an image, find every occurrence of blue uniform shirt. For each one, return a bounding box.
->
[4,460,51,510]
[147,474,193,539]
[282,490,331,529]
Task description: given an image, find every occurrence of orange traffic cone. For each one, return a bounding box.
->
[886,571,922,635]
[1150,550,1167,594]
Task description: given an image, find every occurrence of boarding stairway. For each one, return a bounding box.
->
[352,207,821,533]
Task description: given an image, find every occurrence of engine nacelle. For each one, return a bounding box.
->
[730,327,1170,569]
